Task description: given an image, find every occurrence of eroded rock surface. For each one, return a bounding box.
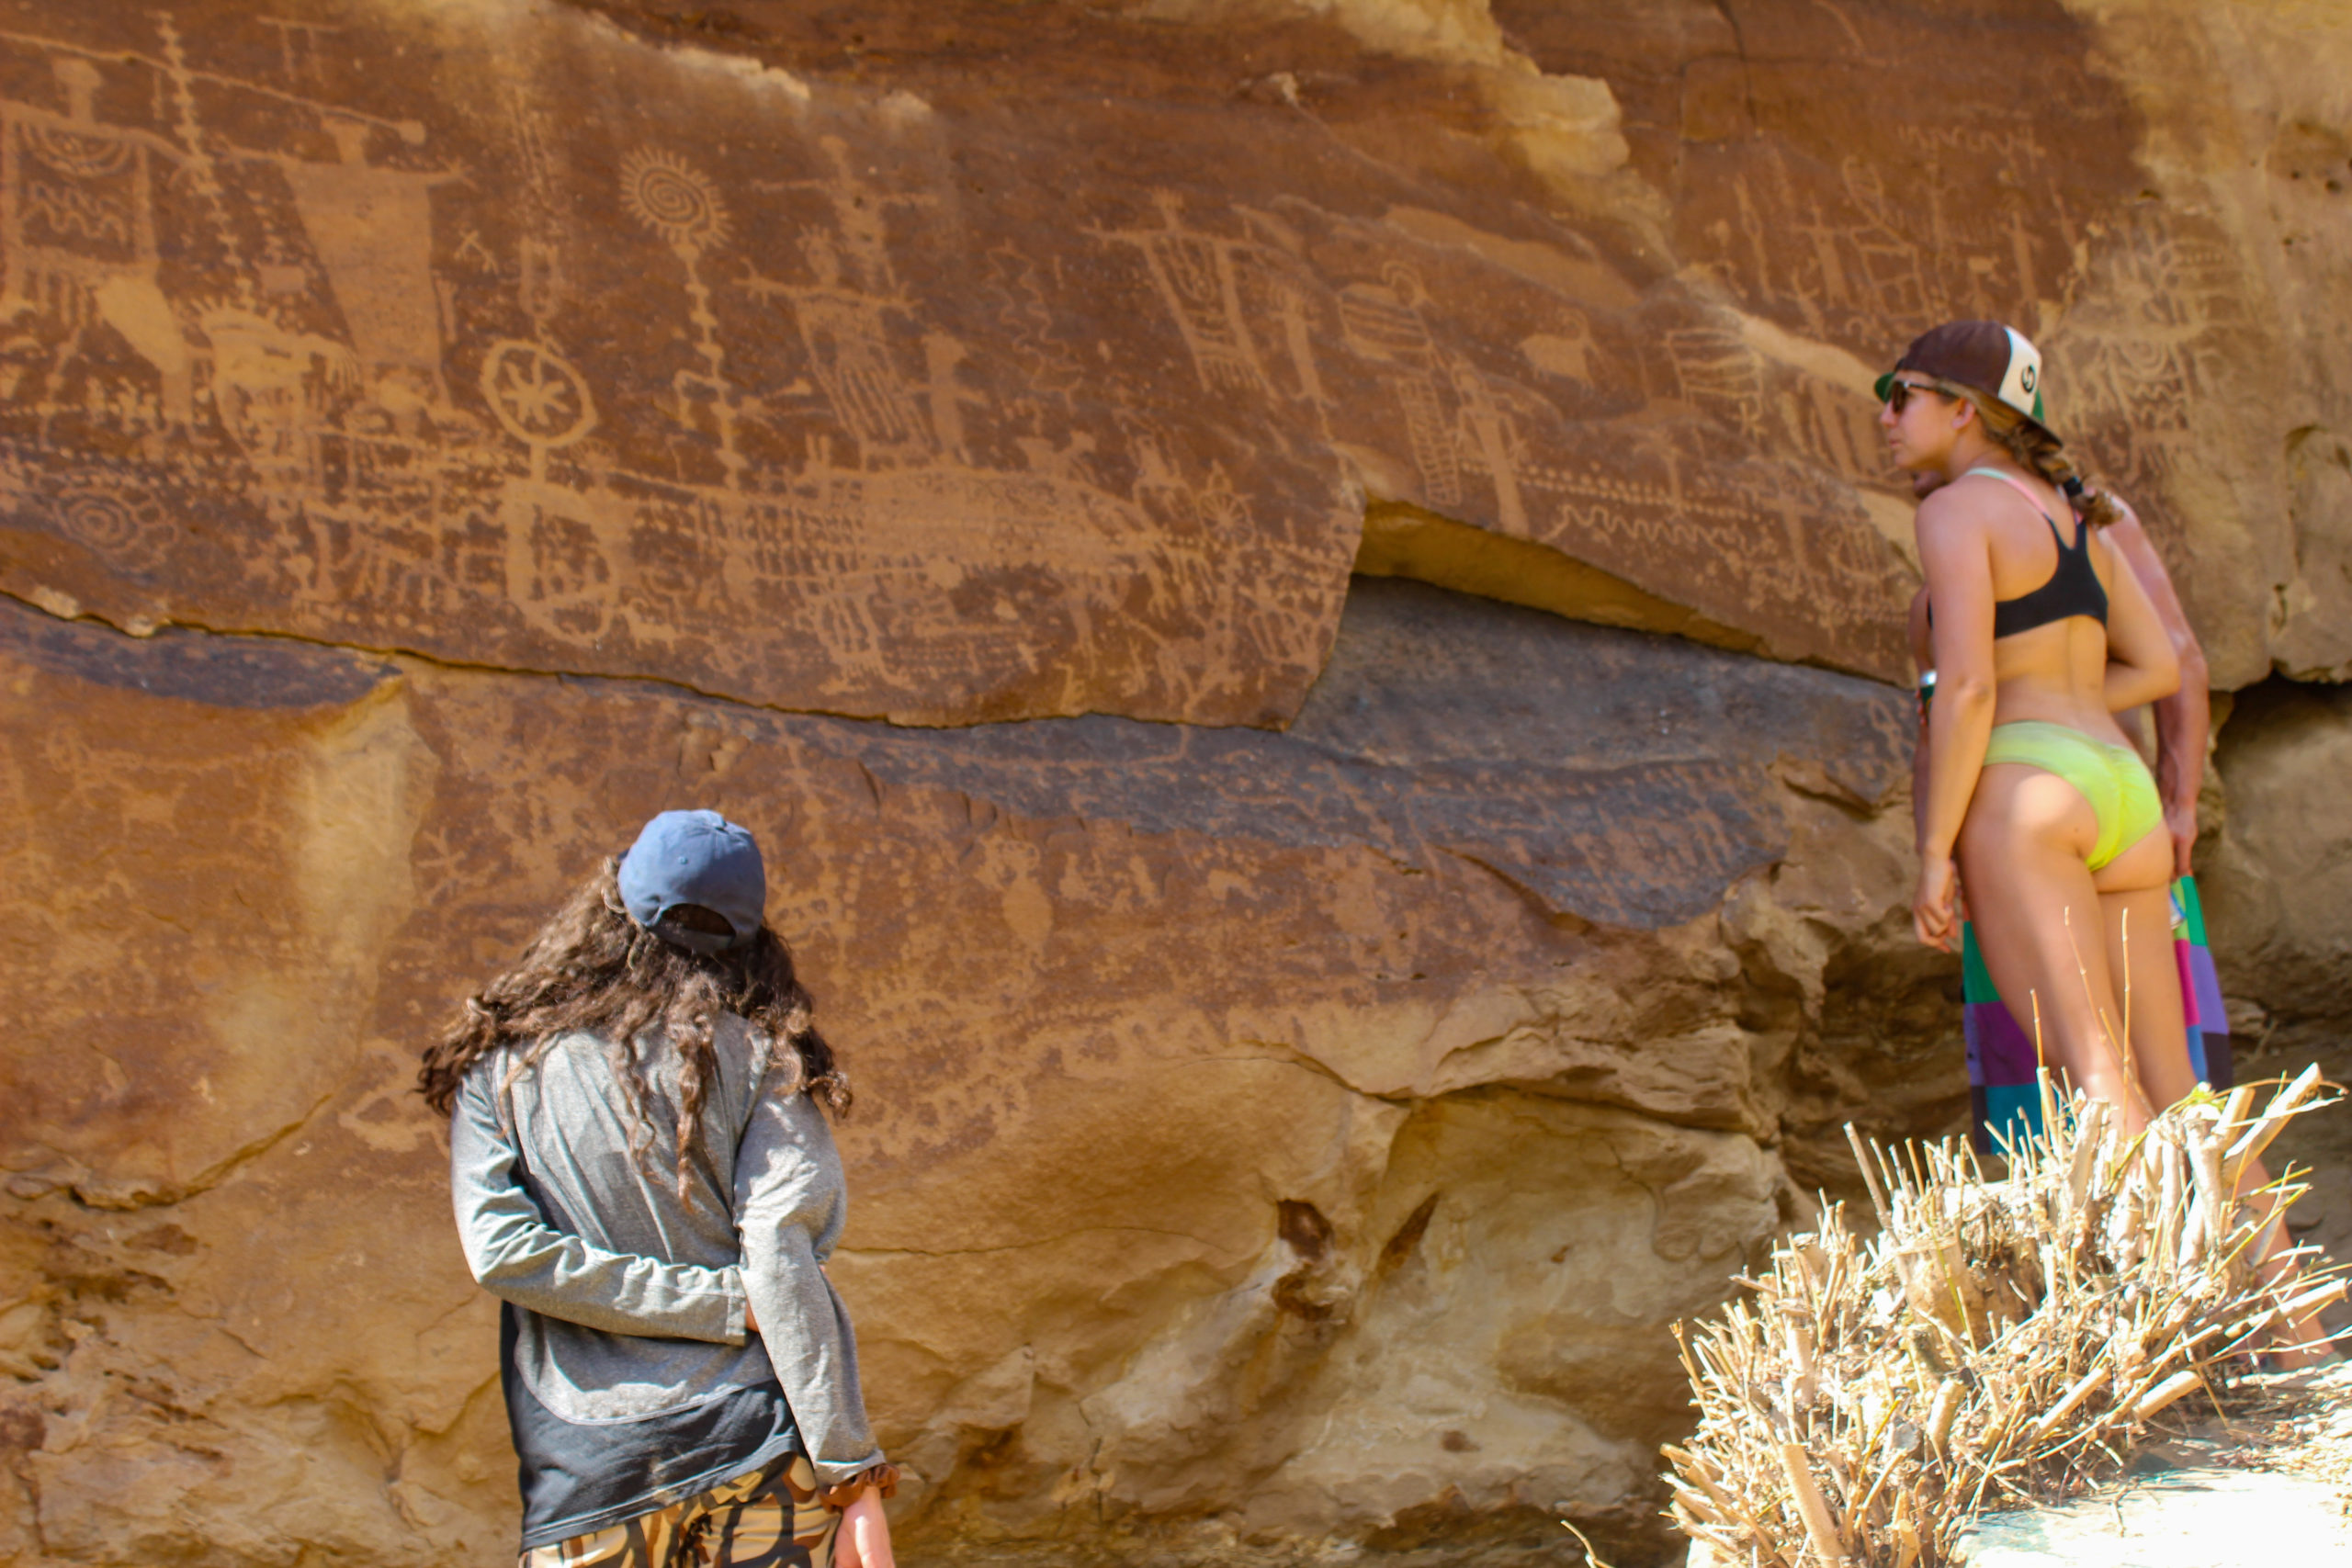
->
[0,582,1924,1565]
[4,1,2351,1565]
[2202,681,2352,1023]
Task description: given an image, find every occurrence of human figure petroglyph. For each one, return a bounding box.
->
[743,234,933,469]
[1338,268,1457,504]
[1091,190,1271,397]
[810,134,933,296]
[737,134,985,476]
[258,15,340,89]
[259,114,458,414]
[0,54,190,429]
[1329,262,1536,531]
[2050,211,2248,495]
[1446,352,1527,535]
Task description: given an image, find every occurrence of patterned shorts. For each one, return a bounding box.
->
[520,1453,838,1568]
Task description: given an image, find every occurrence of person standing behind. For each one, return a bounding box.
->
[417,809,899,1568]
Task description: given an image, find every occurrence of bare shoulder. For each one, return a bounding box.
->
[1912,478,2000,544]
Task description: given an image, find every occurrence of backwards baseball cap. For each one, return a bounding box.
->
[1875,321,2058,444]
[616,808,765,955]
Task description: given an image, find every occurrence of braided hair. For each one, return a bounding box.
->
[1957,386,2121,528]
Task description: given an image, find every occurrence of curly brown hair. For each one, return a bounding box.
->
[416,857,850,1193]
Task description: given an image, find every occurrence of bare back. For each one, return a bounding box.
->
[1917,467,2173,748]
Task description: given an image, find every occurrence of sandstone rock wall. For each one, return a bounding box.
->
[3,2,2349,1565]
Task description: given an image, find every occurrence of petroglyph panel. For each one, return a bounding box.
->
[0,3,1360,725]
[0,0,2341,705]
[1491,0,2322,680]
[0,0,1939,720]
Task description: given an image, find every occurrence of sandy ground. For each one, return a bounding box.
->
[1957,1360,2352,1564]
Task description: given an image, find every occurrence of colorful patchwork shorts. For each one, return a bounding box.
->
[1964,874,2232,1154]
[520,1453,838,1568]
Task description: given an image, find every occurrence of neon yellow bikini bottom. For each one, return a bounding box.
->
[1982,720,2164,871]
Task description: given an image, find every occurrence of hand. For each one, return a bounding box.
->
[742,1296,758,1335]
[837,1488,895,1568]
[2165,799,2197,879]
[1914,855,1960,953]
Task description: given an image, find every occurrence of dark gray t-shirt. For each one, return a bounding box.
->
[449,1016,882,1548]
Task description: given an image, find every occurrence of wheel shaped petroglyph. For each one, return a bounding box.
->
[619,146,729,254]
[480,339,597,449]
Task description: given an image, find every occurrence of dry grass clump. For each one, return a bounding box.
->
[1663,1067,2347,1567]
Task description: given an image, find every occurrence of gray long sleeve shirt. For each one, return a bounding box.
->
[449,1014,881,1545]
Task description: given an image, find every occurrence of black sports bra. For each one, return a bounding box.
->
[1966,467,2109,637]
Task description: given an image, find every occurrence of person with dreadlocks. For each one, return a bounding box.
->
[417,809,899,1567]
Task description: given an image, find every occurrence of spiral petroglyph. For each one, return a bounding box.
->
[54,486,156,555]
[618,146,729,254]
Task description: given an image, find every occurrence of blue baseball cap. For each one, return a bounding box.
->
[616,809,766,954]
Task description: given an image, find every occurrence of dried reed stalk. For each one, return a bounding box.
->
[1665,1070,2345,1566]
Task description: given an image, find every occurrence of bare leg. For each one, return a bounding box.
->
[2234,1145,2333,1364]
[2093,834,2196,1112]
[1958,764,2151,1129]
[2097,834,2328,1358]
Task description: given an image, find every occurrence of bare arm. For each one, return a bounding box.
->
[2103,499,2207,874]
[1908,585,1933,851]
[1915,493,2000,949]
[2098,526,2181,715]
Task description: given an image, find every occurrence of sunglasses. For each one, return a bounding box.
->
[1880,377,1951,415]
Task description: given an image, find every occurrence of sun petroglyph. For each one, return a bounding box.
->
[618,146,729,254]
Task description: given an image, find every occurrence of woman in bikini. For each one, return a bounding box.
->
[1889,321,2324,1358]
[1887,320,2186,1124]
